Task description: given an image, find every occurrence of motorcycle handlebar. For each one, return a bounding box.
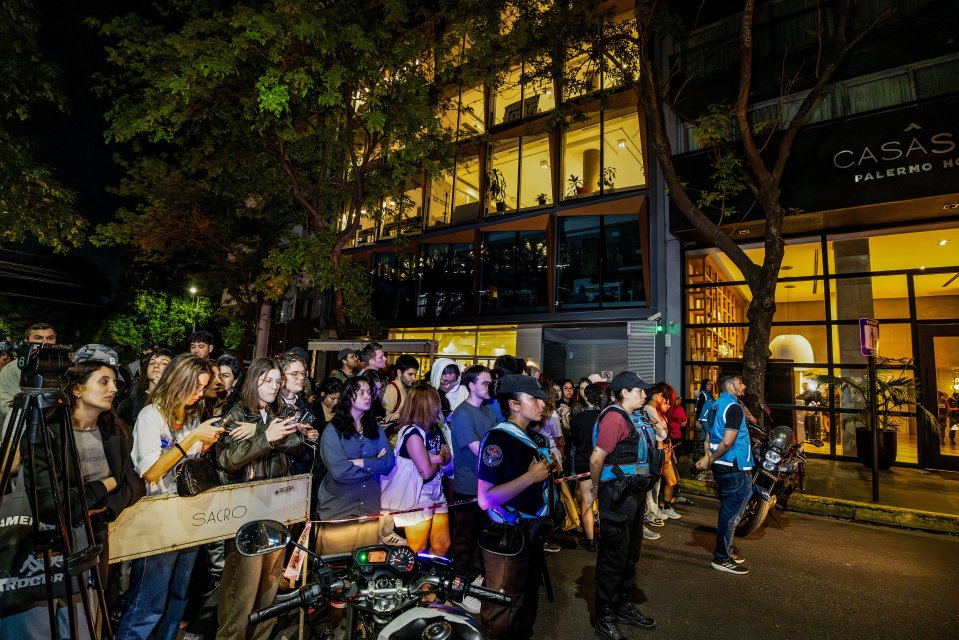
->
[248,580,345,625]
[467,584,512,606]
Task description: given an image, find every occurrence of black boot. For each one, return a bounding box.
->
[594,609,627,640]
[615,601,656,630]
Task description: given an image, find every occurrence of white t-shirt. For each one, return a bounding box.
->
[132,404,202,496]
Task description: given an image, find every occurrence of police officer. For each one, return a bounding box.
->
[477,374,555,640]
[695,373,753,575]
[589,371,657,640]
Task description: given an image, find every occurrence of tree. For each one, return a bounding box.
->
[0,0,85,251]
[97,289,213,351]
[95,0,509,337]
[511,0,896,403]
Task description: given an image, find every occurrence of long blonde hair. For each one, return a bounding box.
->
[147,354,215,427]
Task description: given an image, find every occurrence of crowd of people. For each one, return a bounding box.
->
[0,321,757,640]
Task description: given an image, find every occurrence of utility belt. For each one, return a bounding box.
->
[600,464,654,503]
[598,462,650,482]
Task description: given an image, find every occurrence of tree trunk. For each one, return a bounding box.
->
[741,278,776,409]
[330,252,347,338]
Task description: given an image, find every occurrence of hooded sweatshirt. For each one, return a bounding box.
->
[430,357,468,412]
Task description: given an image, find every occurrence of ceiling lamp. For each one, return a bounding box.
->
[770,334,815,364]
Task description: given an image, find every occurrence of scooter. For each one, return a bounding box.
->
[735,405,823,536]
[235,519,513,640]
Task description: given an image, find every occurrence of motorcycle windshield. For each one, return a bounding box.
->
[769,426,794,451]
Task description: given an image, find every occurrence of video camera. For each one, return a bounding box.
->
[11,342,75,390]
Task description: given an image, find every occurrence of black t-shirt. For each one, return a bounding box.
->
[569,408,599,475]
[477,427,548,517]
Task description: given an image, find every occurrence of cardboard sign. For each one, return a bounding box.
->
[107,474,310,564]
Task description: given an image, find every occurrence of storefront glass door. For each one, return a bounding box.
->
[918,325,959,471]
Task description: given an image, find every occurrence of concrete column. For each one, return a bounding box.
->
[255,302,272,358]
[583,148,600,194]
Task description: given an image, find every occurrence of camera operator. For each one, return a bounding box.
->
[0,323,57,424]
[0,347,146,640]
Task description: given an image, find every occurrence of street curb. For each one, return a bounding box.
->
[679,478,959,535]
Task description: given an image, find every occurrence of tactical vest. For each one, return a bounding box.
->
[483,422,554,524]
[592,405,654,481]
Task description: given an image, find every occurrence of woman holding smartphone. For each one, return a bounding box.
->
[214,357,302,640]
[116,355,224,640]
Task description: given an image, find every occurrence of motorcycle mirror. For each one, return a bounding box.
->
[477,523,525,557]
[236,520,291,557]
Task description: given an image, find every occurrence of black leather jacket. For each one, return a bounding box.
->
[214,403,303,485]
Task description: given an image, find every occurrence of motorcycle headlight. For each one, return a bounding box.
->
[764,450,782,464]
[762,460,776,471]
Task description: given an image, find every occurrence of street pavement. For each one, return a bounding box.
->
[535,497,959,639]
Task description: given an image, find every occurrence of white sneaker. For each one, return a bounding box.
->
[643,527,661,540]
[660,506,682,520]
[381,531,407,546]
[460,576,483,614]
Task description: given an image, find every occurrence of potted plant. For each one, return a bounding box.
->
[815,358,938,470]
[599,166,617,191]
[487,168,508,213]
[536,192,548,206]
[566,174,585,196]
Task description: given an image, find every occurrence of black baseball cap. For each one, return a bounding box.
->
[609,371,653,392]
[498,374,548,399]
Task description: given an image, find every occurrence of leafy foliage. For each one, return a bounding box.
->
[94,0,508,335]
[0,0,85,252]
[97,289,213,350]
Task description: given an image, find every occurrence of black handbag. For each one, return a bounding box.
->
[174,454,221,497]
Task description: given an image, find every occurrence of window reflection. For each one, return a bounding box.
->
[557,215,645,309]
[371,253,416,320]
[480,230,548,314]
[417,243,474,318]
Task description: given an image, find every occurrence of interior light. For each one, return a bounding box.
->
[540,160,549,169]
[737,229,750,235]
[940,239,950,246]
[920,265,926,270]
[617,139,626,148]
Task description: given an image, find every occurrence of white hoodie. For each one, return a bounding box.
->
[429,357,468,411]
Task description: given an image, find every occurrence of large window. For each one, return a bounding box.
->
[381,185,424,239]
[683,226,959,466]
[488,134,554,216]
[371,253,416,320]
[492,65,555,126]
[563,109,645,200]
[556,214,646,309]
[416,243,474,319]
[428,154,482,229]
[480,230,549,314]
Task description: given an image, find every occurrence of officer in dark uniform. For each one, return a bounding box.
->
[477,374,555,640]
[589,371,657,640]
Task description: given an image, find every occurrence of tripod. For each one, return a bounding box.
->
[0,387,112,639]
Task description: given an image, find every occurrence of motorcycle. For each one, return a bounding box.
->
[735,404,823,536]
[235,519,513,640]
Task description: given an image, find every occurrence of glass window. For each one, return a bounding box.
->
[525,72,555,116]
[914,273,959,320]
[477,328,518,356]
[459,85,486,135]
[563,114,601,199]
[557,215,645,310]
[427,172,454,229]
[381,186,423,239]
[416,243,474,319]
[519,134,552,209]
[451,155,482,225]
[488,138,519,215]
[686,327,746,362]
[603,214,647,306]
[775,279,826,322]
[829,275,911,320]
[694,239,825,283]
[915,58,959,99]
[480,230,548,314]
[565,53,602,99]
[493,67,524,126]
[371,253,416,320]
[846,73,912,114]
[686,284,749,325]
[435,329,477,357]
[602,108,645,191]
[830,228,959,274]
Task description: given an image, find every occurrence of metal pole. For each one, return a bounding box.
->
[868,354,879,502]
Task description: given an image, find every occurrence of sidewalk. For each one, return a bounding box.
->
[678,457,959,535]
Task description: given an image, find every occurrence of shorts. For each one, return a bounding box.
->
[394,476,448,527]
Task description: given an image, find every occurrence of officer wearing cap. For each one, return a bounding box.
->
[589,371,657,639]
[476,374,555,640]
[331,348,360,383]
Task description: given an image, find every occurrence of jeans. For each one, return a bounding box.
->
[0,595,91,640]
[115,546,199,640]
[448,492,485,581]
[712,468,752,562]
[216,542,284,640]
[480,522,549,640]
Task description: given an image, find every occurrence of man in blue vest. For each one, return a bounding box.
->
[695,373,753,575]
